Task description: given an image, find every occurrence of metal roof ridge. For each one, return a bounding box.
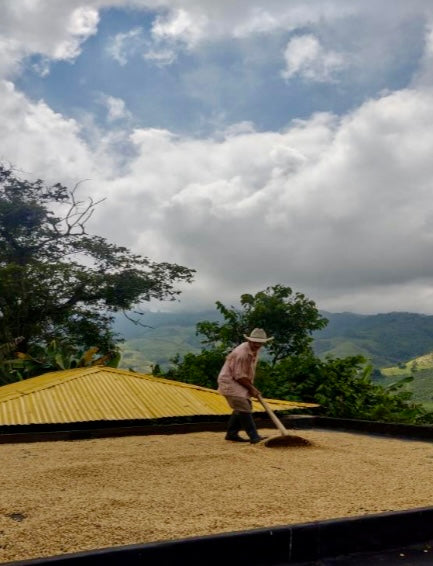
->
[0,366,318,408]
[0,366,203,403]
[86,368,318,405]
[96,366,220,394]
[0,366,102,401]
[127,372,219,393]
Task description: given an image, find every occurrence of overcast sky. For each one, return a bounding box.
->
[2,0,433,314]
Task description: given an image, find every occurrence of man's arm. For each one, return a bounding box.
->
[237,377,260,398]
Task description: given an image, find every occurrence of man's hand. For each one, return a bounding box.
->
[250,386,261,399]
[237,378,260,398]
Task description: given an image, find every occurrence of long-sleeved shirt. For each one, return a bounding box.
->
[217,342,258,398]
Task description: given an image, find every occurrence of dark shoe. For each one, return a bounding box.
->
[250,435,267,444]
[225,434,249,442]
[226,411,242,437]
[238,412,263,443]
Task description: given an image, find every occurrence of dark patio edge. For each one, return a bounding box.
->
[312,416,433,440]
[2,506,433,566]
[1,414,433,443]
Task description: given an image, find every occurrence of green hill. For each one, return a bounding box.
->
[114,311,219,373]
[378,352,433,409]
[114,310,433,375]
[119,325,202,373]
[313,311,433,367]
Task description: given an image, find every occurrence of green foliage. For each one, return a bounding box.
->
[119,325,202,373]
[0,339,121,384]
[256,353,430,423]
[197,285,327,365]
[383,350,433,376]
[164,349,226,389]
[379,366,433,407]
[163,285,327,389]
[0,337,25,384]
[161,286,432,424]
[115,309,433,370]
[377,351,433,408]
[314,311,433,367]
[151,363,162,376]
[0,165,194,382]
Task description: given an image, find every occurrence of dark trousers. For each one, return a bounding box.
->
[226,410,260,441]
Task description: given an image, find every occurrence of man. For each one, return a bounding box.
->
[217,328,273,444]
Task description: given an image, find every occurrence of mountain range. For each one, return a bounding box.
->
[113,310,433,372]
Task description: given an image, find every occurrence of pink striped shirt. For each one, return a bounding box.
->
[217,342,258,398]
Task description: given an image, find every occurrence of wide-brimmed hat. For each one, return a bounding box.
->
[244,328,274,343]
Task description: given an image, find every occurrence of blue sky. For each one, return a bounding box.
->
[15,5,424,135]
[2,1,433,314]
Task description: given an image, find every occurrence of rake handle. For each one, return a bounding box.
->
[257,394,289,436]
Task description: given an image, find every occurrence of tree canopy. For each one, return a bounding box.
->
[196,285,328,365]
[162,284,432,424]
[0,165,195,365]
[164,284,328,385]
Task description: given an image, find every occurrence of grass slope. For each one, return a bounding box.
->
[114,310,219,373]
[119,325,202,373]
[379,352,433,407]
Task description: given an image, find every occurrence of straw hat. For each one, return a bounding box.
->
[243,328,274,343]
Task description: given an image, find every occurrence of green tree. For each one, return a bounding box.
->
[0,337,25,384]
[1,340,122,384]
[197,285,328,365]
[165,285,327,387]
[256,353,428,423]
[165,349,226,389]
[163,285,432,424]
[0,165,194,372]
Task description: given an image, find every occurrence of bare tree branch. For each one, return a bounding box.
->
[122,310,155,329]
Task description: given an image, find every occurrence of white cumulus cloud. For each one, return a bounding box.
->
[3,0,433,314]
[151,8,208,48]
[98,94,132,122]
[281,34,345,82]
[0,80,96,184]
[107,27,144,66]
[1,0,432,77]
[0,2,100,77]
[4,65,433,312]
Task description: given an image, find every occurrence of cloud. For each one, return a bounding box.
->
[107,27,144,66]
[151,8,208,48]
[3,0,433,315]
[107,23,179,67]
[0,2,99,77]
[0,36,23,77]
[3,67,433,313]
[142,47,177,65]
[103,2,356,68]
[89,89,433,313]
[0,80,96,184]
[281,34,345,82]
[1,0,431,79]
[143,14,203,66]
[412,24,433,86]
[98,94,132,122]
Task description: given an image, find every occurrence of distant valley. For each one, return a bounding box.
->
[114,309,433,372]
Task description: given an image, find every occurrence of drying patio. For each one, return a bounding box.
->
[2,427,433,563]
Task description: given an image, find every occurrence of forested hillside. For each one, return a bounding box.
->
[313,311,433,367]
[115,311,220,372]
[378,352,433,409]
[115,310,433,372]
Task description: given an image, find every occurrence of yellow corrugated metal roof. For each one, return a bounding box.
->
[0,367,318,426]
